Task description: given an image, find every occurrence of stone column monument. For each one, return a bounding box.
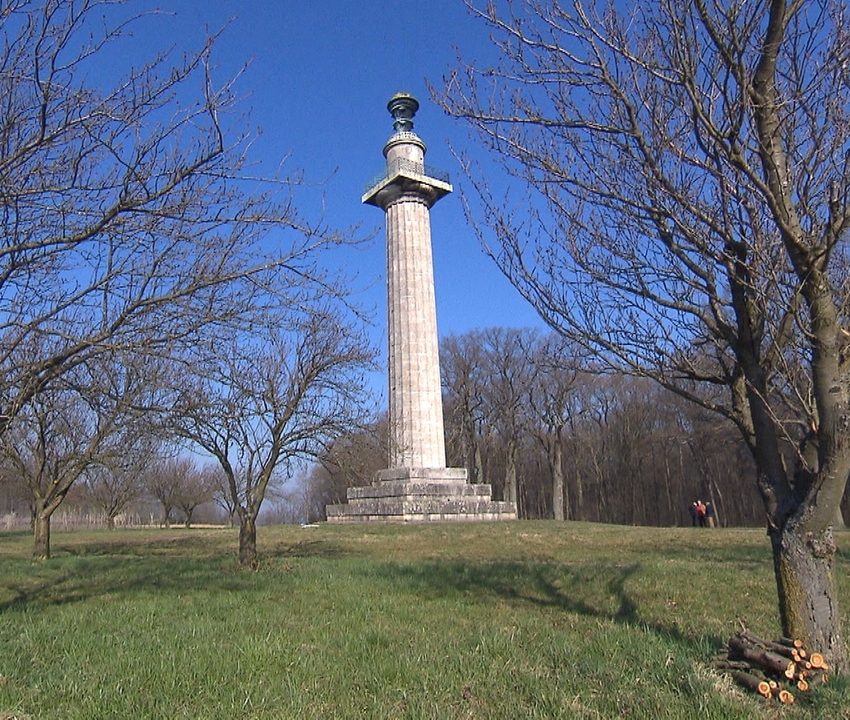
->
[326,93,516,523]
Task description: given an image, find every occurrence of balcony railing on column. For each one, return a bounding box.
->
[364,157,451,196]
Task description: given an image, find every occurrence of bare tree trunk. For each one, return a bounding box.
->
[33,514,50,560]
[772,527,847,672]
[551,434,565,521]
[574,459,584,521]
[709,479,724,529]
[463,421,479,484]
[239,515,258,568]
[504,441,518,507]
[663,451,675,526]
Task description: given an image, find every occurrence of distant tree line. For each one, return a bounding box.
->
[1,452,218,530]
[441,328,764,527]
[309,327,850,528]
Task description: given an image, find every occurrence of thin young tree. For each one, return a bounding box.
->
[170,305,376,567]
[440,0,850,669]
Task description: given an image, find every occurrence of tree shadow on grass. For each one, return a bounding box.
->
[378,559,723,653]
[55,531,231,558]
[382,560,638,618]
[0,553,260,614]
[0,530,358,614]
[265,537,353,560]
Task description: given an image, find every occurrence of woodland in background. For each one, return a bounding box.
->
[310,327,850,529]
[9,324,850,531]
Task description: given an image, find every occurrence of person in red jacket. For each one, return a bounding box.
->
[696,500,707,527]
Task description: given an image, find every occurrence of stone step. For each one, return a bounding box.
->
[346,481,496,500]
[326,497,517,523]
[325,466,518,523]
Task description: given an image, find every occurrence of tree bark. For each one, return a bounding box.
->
[504,439,518,507]
[772,525,847,673]
[550,432,565,521]
[33,514,50,560]
[239,515,258,568]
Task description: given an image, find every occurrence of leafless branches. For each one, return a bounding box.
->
[439,0,850,668]
[0,0,361,436]
[168,304,377,566]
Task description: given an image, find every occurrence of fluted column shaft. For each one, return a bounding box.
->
[383,190,446,468]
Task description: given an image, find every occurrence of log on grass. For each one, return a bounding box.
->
[713,658,758,673]
[738,630,794,659]
[809,652,827,670]
[728,670,772,698]
[727,637,795,677]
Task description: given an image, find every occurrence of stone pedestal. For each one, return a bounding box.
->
[326,468,517,523]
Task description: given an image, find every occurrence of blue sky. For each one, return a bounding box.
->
[131,0,545,385]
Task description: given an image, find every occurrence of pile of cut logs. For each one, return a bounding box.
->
[714,630,829,704]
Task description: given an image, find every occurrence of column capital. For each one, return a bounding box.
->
[371,179,444,210]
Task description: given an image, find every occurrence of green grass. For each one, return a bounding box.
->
[1,522,849,719]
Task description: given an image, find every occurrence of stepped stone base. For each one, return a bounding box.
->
[325,467,517,523]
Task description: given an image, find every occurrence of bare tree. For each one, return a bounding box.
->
[481,328,538,511]
[527,334,580,520]
[0,1,355,441]
[440,0,850,669]
[1,346,163,557]
[145,457,194,528]
[441,332,488,484]
[209,466,238,527]
[84,443,155,530]
[173,464,217,528]
[170,305,376,567]
[0,455,29,524]
[306,414,388,520]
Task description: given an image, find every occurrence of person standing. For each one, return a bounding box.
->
[696,500,707,527]
[705,502,716,528]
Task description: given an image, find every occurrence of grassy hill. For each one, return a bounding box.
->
[1,522,848,718]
